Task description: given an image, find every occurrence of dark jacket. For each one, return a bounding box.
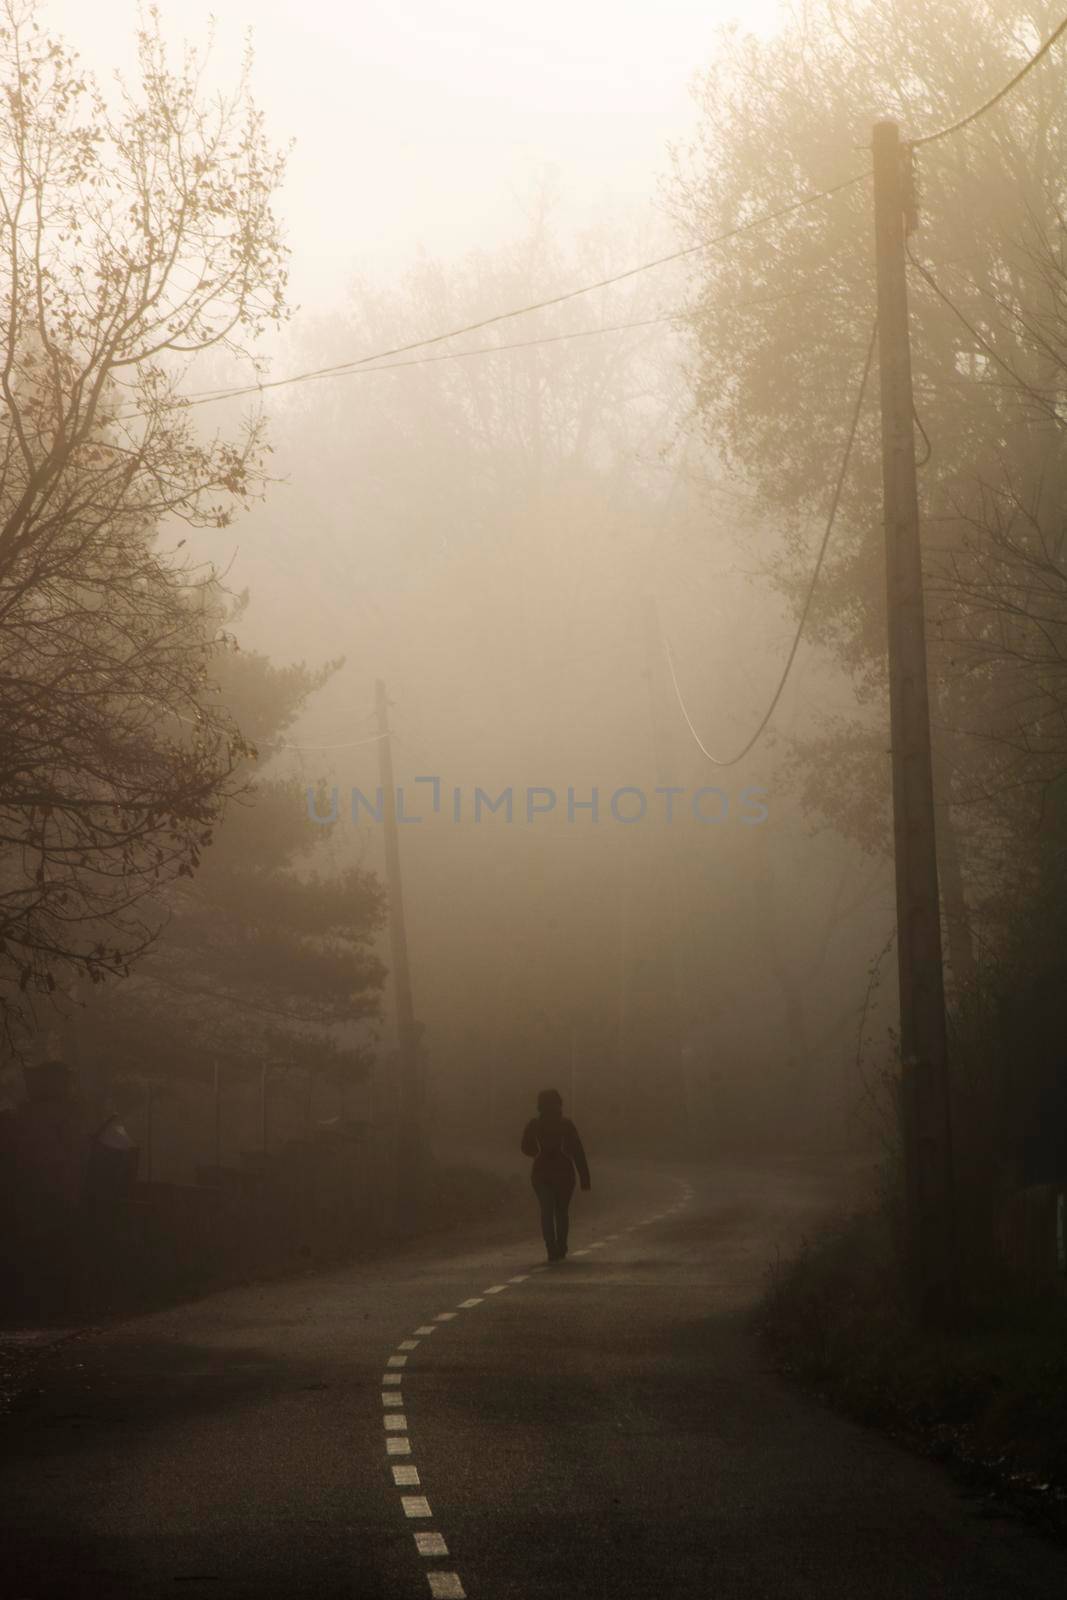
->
[521,1114,590,1189]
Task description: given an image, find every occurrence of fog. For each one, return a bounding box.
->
[8,9,1067,1583]
[17,0,904,1169]
[232,254,894,1152]
[41,0,784,306]
[191,238,892,1154]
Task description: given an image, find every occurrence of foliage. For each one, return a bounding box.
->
[759,1202,1067,1504]
[668,0,1067,884]
[76,619,387,1089]
[0,1,289,1026]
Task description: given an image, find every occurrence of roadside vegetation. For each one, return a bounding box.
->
[757,1201,1067,1534]
[663,0,1067,1529]
[756,839,1067,1532]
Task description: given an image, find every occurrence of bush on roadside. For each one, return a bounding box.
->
[422,1163,525,1232]
[757,1200,1067,1487]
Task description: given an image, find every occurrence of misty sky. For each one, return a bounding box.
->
[43,0,784,307]
[9,0,903,1140]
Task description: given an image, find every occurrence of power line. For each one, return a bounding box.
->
[117,275,851,419]
[912,11,1067,147]
[662,317,878,768]
[278,731,388,753]
[127,170,868,414]
[912,399,932,467]
[167,314,681,410]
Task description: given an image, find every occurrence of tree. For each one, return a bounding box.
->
[667,0,1067,1301]
[0,1,289,1027]
[240,213,889,1147]
[238,213,725,1139]
[667,0,1067,952]
[75,618,387,1100]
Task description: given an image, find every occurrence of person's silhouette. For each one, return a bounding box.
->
[520,1088,591,1261]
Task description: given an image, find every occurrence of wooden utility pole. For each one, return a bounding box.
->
[375,679,423,1195]
[642,595,692,1128]
[213,1060,222,1171]
[144,1079,154,1183]
[615,848,630,1090]
[872,119,957,1323]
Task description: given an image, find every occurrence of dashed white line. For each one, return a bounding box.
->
[427,1574,466,1599]
[382,1225,678,1600]
[401,1496,433,1519]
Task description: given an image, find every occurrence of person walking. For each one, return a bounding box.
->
[520,1088,590,1261]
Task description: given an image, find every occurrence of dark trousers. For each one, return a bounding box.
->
[533,1178,572,1257]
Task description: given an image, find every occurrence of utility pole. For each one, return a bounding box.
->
[642,595,692,1130]
[615,846,630,1100]
[375,679,423,1208]
[144,1079,154,1184]
[872,119,957,1324]
[213,1060,222,1172]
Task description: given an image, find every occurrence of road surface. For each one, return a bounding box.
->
[3,1156,1064,1598]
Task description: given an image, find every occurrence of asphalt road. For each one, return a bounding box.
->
[3,1156,1064,1599]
